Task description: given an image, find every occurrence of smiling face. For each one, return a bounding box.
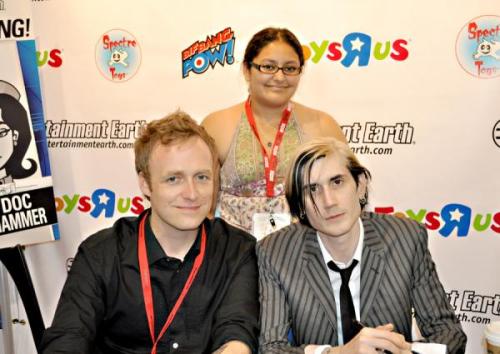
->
[304,153,367,242]
[139,136,214,239]
[112,52,121,62]
[479,41,491,55]
[244,41,302,108]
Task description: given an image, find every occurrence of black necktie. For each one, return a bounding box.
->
[327,259,359,344]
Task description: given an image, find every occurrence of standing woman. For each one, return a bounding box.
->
[202,27,346,238]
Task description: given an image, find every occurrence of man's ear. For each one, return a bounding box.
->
[138,172,151,199]
[357,173,368,199]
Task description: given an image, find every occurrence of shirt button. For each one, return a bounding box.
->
[172,342,179,349]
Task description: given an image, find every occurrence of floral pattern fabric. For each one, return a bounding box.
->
[219,112,303,233]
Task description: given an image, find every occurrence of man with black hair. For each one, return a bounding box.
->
[257,137,466,354]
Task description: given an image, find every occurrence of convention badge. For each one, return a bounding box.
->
[252,212,291,240]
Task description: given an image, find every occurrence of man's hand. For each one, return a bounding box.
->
[335,323,412,354]
[212,340,251,354]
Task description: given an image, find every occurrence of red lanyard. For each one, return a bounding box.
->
[138,214,206,354]
[245,97,292,197]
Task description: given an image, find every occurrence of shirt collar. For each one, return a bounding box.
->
[145,214,202,265]
[317,218,364,269]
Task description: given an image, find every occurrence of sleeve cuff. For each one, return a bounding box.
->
[314,345,332,354]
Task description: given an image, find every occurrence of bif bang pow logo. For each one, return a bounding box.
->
[95,29,141,82]
[456,15,500,79]
[182,27,235,78]
[302,32,409,67]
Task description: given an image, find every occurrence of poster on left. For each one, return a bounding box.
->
[0,0,58,247]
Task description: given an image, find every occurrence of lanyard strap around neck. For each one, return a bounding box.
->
[138,214,206,354]
[245,97,292,197]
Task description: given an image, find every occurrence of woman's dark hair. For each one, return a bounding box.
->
[243,27,304,69]
[0,93,37,179]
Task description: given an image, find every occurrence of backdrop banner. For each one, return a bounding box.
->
[6,1,499,354]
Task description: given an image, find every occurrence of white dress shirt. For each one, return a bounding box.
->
[317,218,364,346]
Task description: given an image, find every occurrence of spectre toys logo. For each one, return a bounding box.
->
[493,120,500,148]
[95,29,141,82]
[182,27,235,78]
[456,15,500,79]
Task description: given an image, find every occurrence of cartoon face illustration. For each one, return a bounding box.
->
[480,41,491,55]
[0,82,37,187]
[0,113,19,173]
[109,50,129,67]
[473,39,500,60]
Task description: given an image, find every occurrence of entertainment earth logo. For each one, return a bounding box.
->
[341,121,415,155]
[456,15,500,79]
[95,29,141,82]
[446,289,499,325]
[45,119,146,149]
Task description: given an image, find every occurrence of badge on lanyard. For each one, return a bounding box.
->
[252,212,291,240]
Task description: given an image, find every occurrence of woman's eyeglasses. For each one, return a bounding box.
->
[250,62,302,76]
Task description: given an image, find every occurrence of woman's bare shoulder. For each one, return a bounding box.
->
[202,102,244,129]
[293,102,347,143]
[201,102,245,162]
